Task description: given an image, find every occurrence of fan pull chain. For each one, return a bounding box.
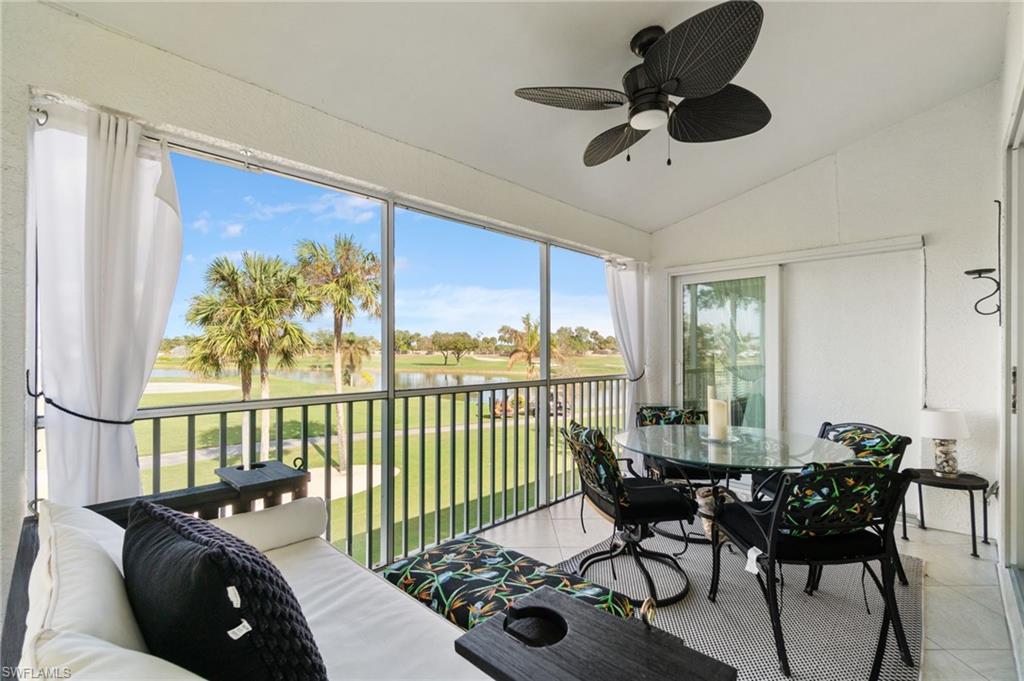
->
[626,152,631,162]
[666,134,672,166]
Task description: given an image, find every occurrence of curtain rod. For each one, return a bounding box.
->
[141,134,259,173]
[32,98,637,263]
[139,133,622,262]
[140,133,395,206]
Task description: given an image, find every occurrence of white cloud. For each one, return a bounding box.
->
[184,253,196,264]
[394,256,409,271]
[190,210,211,233]
[242,195,302,221]
[309,193,378,225]
[393,284,615,336]
[221,222,244,238]
[242,192,378,225]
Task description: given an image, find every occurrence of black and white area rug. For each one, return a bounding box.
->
[559,532,924,681]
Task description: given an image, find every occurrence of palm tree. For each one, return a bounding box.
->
[501,313,541,378]
[186,253,314,458]
[338,333,373,386]
[296,235,381,470]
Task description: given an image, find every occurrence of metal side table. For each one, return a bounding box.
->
[901,468,989,558]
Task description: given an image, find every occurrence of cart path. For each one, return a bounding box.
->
[137,407,599,470]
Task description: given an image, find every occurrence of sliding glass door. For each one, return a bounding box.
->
[674,267,779,429]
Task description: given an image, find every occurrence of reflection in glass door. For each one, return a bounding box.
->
[675,267,779,429]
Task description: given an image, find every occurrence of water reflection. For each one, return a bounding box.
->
[150,367,511,391]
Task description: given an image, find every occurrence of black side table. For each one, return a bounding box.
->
[900,469,989,558]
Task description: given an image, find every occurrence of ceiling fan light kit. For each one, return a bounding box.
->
[514,0,771,167]
[628,101,669,131]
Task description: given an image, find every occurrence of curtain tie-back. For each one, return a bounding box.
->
[628,369,646,383]
[26,370,135,425]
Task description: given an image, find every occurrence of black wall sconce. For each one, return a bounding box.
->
[964,199,1002,325]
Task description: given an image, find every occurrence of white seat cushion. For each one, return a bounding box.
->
[210,496,326,552]
[40,500,126,568]
[32,630,201,680]
[20,499,486,680]
[265,538,487,680]
[20,502,146,670]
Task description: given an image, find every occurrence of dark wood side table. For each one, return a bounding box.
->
[215,460,309,514]
[455,587,736,681]
[901,469,990,558]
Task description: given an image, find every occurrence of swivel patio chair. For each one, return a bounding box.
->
[709,463,918,680]
[562,420,697,606]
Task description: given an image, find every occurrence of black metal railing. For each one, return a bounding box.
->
[35,375,627,568]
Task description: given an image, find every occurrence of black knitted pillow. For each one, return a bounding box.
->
[122,500,327,681]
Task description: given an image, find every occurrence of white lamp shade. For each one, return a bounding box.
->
[920,408,969,440]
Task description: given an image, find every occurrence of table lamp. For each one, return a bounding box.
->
[920,408,969,478]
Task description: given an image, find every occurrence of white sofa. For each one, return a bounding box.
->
[19,497,488,680]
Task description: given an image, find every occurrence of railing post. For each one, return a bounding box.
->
[538,243,551,507]
[381,199,396,565]
[186,415,196,489]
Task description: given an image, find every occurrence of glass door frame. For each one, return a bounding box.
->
[671,265,781,430]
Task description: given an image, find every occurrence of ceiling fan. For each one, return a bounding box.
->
[514,0,770,167]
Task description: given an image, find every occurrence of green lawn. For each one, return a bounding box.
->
[136,379,479,459]
[135,352,625,460]
[139,419,589,567]
[154,351,625,380]
[79,351,624,567]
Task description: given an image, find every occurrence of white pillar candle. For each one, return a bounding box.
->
[708,398,729,441]
[708,442,729,465]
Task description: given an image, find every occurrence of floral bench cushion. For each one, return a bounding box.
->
[381,535,633,630]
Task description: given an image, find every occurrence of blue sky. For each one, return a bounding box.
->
[168,152,615,339]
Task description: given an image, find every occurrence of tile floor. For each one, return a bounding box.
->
[480,497,1018,681]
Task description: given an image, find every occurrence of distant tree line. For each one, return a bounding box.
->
[166,322,616,366]
[392,324,617,362]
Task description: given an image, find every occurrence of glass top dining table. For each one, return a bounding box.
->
[613,425,853,471]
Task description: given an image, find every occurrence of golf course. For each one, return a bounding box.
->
[81,350,626,565]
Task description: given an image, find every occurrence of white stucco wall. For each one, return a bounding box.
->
[0,2,650,616]
[648,82,1003,535]
[1000,2,1024,145]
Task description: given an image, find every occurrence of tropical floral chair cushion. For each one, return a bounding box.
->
[754,422,909,500]
[635,405,707,427]
[820,422,910,469]
[634,405,740,482]
[779,459,897,537]
[382,535,634,629]
[562,421,629,507]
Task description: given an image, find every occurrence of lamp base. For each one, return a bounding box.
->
[933,438,960,478]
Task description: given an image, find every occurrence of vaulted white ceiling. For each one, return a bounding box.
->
[65,2,1007,232]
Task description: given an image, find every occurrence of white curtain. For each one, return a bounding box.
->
[34,105,182,505]
[605,261,647,423]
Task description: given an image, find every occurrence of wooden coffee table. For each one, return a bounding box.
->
[455,587,736,681]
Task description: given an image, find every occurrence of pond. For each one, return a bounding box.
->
[149,367,512,391]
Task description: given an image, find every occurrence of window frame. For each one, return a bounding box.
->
[31,128,627,421]
[671,265,781,430]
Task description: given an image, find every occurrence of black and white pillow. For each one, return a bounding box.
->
[122,500,327,681]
